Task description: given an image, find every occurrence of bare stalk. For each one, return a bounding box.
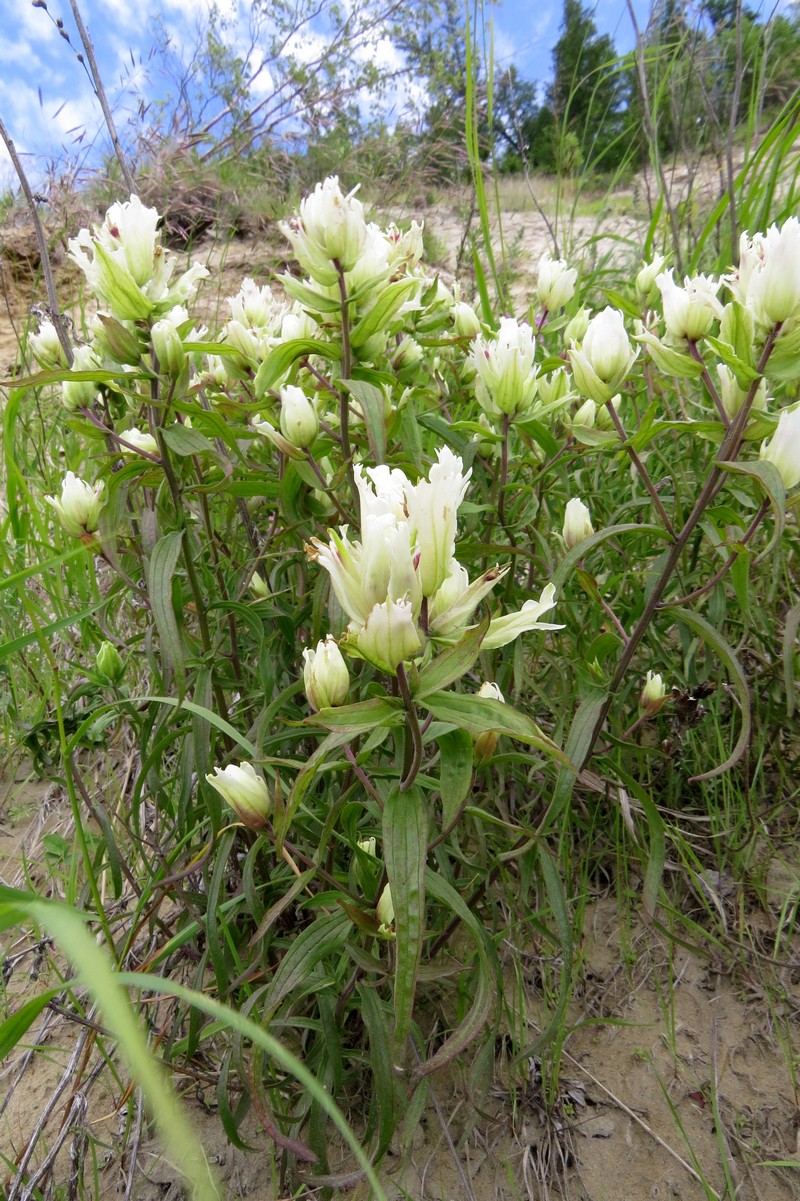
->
[66,0,137,195]
[0,118,73,366]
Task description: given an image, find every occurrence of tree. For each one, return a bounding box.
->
[549,0,632,169]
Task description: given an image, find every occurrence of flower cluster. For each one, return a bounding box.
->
[308,448,561,675]
[69,195,208,321]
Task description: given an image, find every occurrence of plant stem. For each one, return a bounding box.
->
[396,663,423,792]
[578,326,780,770]
[0,118,73,366]
[664,497,770,607]
[687,341,731,428]
[335,262,358,511]
[604,399,676,539]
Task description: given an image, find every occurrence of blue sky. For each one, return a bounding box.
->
[0,0,776,187]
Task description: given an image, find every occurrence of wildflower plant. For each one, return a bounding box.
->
[4,173,800,1192]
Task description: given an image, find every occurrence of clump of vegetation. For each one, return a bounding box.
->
[0,3,799,1200]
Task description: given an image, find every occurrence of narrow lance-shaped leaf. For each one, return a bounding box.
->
[383,784,427,1061]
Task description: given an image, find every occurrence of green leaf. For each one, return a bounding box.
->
[97,315,142,365]
[412,870,495,1082]
[717,459,785,555]
[383,784,427,1059]
[304,696,404,734]
[783,601,800,718]
[280,276,343,314]
[420,692,570,766]
[0,601,105,664]
[161,425,217,457]
[662,607,751,781]
[145,530,186,687]
[262,911,351,1017]
[343,379,386,462]
[350,279,419,350]
[414,614,490,699]
[254,338,340,397]
[436,729,474,833]
[602,288,641,320]
[552,524,672,592]
[0,887,221,1201]
[705,336,760,384]
[358,984,396,1157]
[0,988,63,1059]
[551,690,608,819]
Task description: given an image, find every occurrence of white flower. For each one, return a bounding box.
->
[477,681,504,703]
[249,574,270,601]
[303,636,350,710]
[656,269,722,342]
[470,317,538,417]
[570,308,637,403]
[759,406,800,490]
[739,219,800,326]
[68,196,208,320]
[562,497,594,550]
[537,252,578,312]
[349,597,423,673]
[428,562,508,638]
[405,447,471,597]
[280,176,368,285]
[482,583,564,651]
[279,385,318,449]
[385,220,424,269]
[45,472,105,537]
[227,278,284,329]
[205,762,271,828]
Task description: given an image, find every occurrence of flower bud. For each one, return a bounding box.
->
[151,316,186,379]
[716,365,767,420]
[595,395,622,432]
[29,319,69,370]
[376,883,395,936]
[96,640,125,683]
[571,398,597,428]
[570,308,637,404]
[743,218,800,325]
[562,497,594,550]
[120,427,159,457]
[640,670,667,715]
[45,472,105,538]
[248,573,270,601]
[303,636,350,710]
[205,762,271,829]
[474,680,505,762]
[759,406,800,490]
[563,308,590,344]
[453,300,482,338]
[279,385,318,449]
[357,836,377,858]
[538,366,571,408]
[61,344,101,411]
[537,252,578,312]
[635,255,667,304]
